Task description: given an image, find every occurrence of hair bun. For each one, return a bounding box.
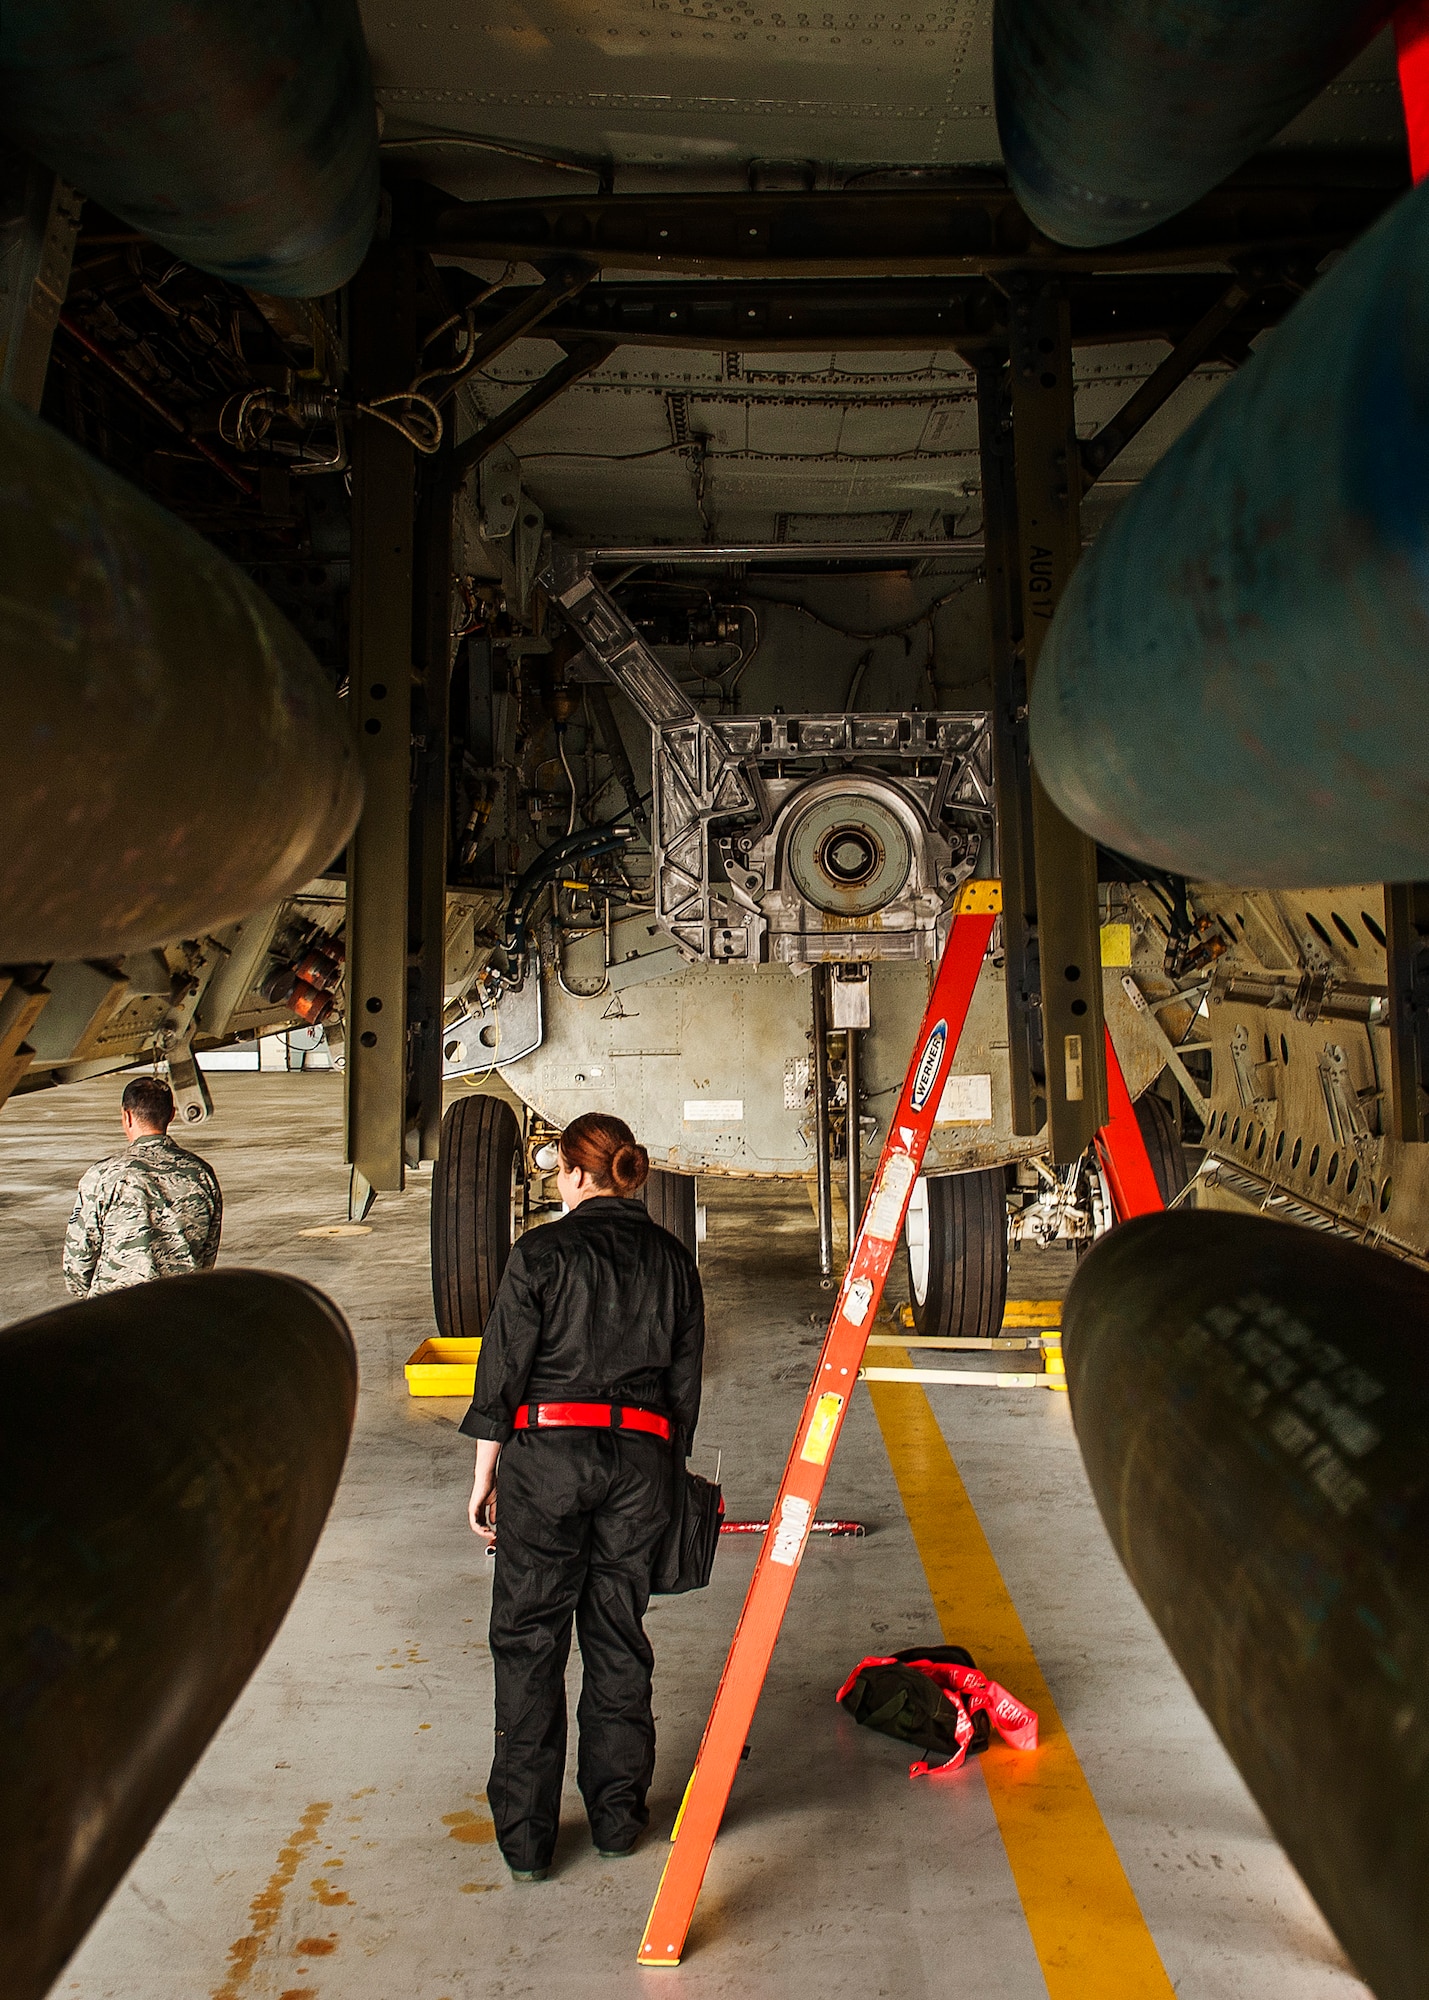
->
[610,1141,650,1193]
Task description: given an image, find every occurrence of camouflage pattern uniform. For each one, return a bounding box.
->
[63,1134,223,1298]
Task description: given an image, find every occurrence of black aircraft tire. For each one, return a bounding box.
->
[905,1168,1009,1342]
[639,1167,698,1257]
[1134,1090,1190,1207]
[431,1094,521,1340]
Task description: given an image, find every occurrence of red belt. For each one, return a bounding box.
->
[514,1401,672,1441]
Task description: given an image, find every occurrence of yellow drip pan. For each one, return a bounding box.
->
[405,1337,482,1397]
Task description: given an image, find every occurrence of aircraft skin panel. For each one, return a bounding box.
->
[453,336,1223,546]
[487,955,1162,1177]
[365,1,1401,185]
[365,0,999,172]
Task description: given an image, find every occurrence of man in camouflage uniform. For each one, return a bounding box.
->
[64,1075,222,1298]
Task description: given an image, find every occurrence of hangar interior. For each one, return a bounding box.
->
[3,2,1428,1998]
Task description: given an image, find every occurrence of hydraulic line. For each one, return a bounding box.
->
[503,825,633,957]
[812,967,834,1280]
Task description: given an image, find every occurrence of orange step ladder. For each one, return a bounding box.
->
[638,887,1165,1965]
[638,878,1000,1963]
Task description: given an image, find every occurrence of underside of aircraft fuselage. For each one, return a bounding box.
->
[6,11,1416,1281]
[14,6,1429,1995]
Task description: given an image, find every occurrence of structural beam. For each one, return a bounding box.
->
[1080,274,1255,480]
[410,174,1395,280]
[1006,277,1108,1159]
[410,434,455,1166]
[580,539,982,564]
[455,271,1298,356]
[1385,883,1429,1144]
[845,1022,862,1238]
[0,153,82,412]
[449,338,614,485]
[346,247,418,1201]
[811,966,834,1278]
[973,352,1043,1136]
[455,259,595,378]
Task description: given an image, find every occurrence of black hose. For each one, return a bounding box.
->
[503,825,633,956]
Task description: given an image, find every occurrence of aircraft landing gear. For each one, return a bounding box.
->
[639,1167,701,1259]
[1134,1091,1190,1207]
[431,1095,521,1339]
[902,1168,1010,1342]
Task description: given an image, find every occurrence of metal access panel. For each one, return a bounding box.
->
[442,969,543,1078]
[488,954,1162,1180]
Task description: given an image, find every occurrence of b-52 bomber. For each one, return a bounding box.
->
[2,0,1425,1349]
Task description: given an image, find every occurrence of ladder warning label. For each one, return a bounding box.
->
[842,1277,874,1325]
[769,1494,812,1567]
[800,1393,845,1466]
[864,1153,917,1242]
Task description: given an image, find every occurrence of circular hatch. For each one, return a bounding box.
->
[785,792,914,917]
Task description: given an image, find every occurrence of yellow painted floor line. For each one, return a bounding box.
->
[1003,1299,1063,1327]
[868,1352,1176,2000]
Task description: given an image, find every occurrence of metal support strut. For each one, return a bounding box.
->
[845,1024,862,1236]
[1385,882,1429,1144]
[1078,275,1254,482]
[410,426,455,1166]
[1005,276,1108,1159]
[0,158,82,412]
[346,246,418,1201]
[811,966,834,1279]
[449,337,614,485]
[971,350,1042,1135]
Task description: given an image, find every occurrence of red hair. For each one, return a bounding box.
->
[559,1112,650,1194]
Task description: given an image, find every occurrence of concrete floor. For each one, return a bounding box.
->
[0,1072,1369,2000]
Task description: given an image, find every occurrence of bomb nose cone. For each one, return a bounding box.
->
[1030,179,1429,889]
[0,397,363,963]
[0,1272,357,2000]
[994,0,1396,250]
[1064,1212,1429,2000]
[0,0,379,297]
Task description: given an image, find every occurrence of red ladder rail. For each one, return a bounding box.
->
[1396,0,1429,185]
[1095,1027,1166,1221]
[638,879,1002,1966]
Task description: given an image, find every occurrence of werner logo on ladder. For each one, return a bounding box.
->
[637,877,1166,1966]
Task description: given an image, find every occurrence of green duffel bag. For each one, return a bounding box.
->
[836,1644,991,1770]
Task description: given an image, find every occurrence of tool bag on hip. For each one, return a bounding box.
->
[652,1430,724,1595]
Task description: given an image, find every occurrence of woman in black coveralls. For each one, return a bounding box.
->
[460,1112,705,1880]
